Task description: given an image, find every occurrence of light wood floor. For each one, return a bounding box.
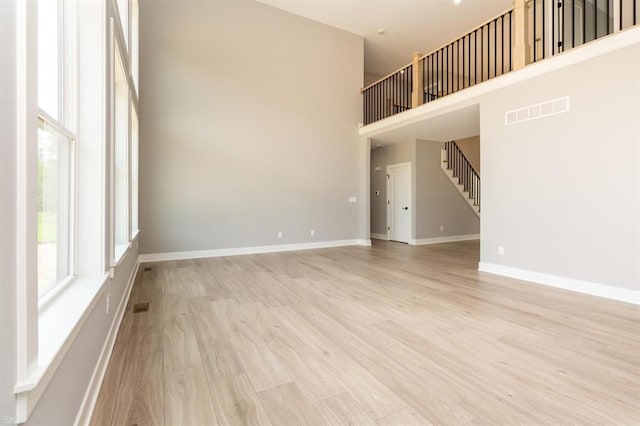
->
[90,240,640,425]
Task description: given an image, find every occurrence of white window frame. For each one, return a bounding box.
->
[130,101,140,238]
[35,0,78,303]
[36,110,76,304]
[111,31,131,265]
[14,0,140,421]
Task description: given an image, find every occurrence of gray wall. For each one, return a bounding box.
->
[480,43,640,291]
[370,140,479,239]
[364,72,384,87]
[415,140,480,239]
[1,0,17,421]
[139,0,364,254]
[455,136,480,173]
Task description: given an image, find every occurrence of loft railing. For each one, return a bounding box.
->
[362,64,412,125]
[548,0,640,57]
[444,141,480,211]
[363,0,639,125]
[421,9,514,105]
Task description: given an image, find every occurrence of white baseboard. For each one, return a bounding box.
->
[74,261,140,426]
[371,233,389,241]
[138,239,370,263]
[478,262,640,306]
[409,234,480,246]
[359,239,372,247]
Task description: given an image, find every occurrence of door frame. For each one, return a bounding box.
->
[386,162,412,242]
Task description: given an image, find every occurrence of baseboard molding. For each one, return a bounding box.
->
[359,239,372,247]
[409,234,480,246]
[371,233,389,241]
[138,239,370,263]
[478,262,640,306]
[74,260,140,426]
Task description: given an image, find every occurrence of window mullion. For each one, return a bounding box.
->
[57,0,64,124]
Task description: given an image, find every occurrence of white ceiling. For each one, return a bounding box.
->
[256,0,513,77]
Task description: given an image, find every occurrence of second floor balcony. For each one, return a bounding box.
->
[362,0,639,125]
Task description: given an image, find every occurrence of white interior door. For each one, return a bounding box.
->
[387,163,411,243]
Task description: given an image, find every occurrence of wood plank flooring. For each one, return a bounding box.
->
[90,240,640,425]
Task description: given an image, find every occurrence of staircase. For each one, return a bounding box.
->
[441,141,480,217]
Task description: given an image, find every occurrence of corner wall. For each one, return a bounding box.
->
[415,140,480,240]
[369,140,480,240]
[138,0,364,255]
[480,43,640,296]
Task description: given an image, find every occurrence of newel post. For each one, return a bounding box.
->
[411,52,424,108]
[513,0,531,70]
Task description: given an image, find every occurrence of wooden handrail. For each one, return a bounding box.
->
[361,63,413,93]
[418,6,515,62]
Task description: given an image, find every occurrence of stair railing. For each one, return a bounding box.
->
[444,141,480,211]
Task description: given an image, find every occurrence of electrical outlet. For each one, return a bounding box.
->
[277,231,283,238]
[310,229,315,237]
[440,225,444,232]
[106,294,111,315]
[498,246,505,256]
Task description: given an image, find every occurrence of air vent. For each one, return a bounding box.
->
[144,266,152,272]
[505,96,570,125]
[133,302,149,314]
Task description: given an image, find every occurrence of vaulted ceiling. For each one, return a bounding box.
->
[256,0,513,77]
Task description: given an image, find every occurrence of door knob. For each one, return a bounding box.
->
[402,207,408,210]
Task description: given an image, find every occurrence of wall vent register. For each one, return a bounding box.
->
[505,96,570,125]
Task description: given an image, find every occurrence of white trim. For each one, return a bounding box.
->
[15,0,39,420]
[409,234,480,245]
[371,233,389,241]
[139,239,370,263]
[73,260,140,426]
[386,162,412,244]
[478,262,640,306]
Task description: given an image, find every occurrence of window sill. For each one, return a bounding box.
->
[113,244,128,266]
[14,274,110,420]
[15,232,141,421]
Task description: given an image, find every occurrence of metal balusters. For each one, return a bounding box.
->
[444,141,481,210]
[572,0,576,48]
[534,0,537,61]
[509,10,513,70]
[362,64,413,125]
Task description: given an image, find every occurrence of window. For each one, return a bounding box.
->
[131,105,139,236]
[117,0,128,48]
[37,0,76,299]
[14,0,141,420]
[113,46,129,261]
[131,0,139,89]
[37,0,59,119]
[37,120,73,297]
